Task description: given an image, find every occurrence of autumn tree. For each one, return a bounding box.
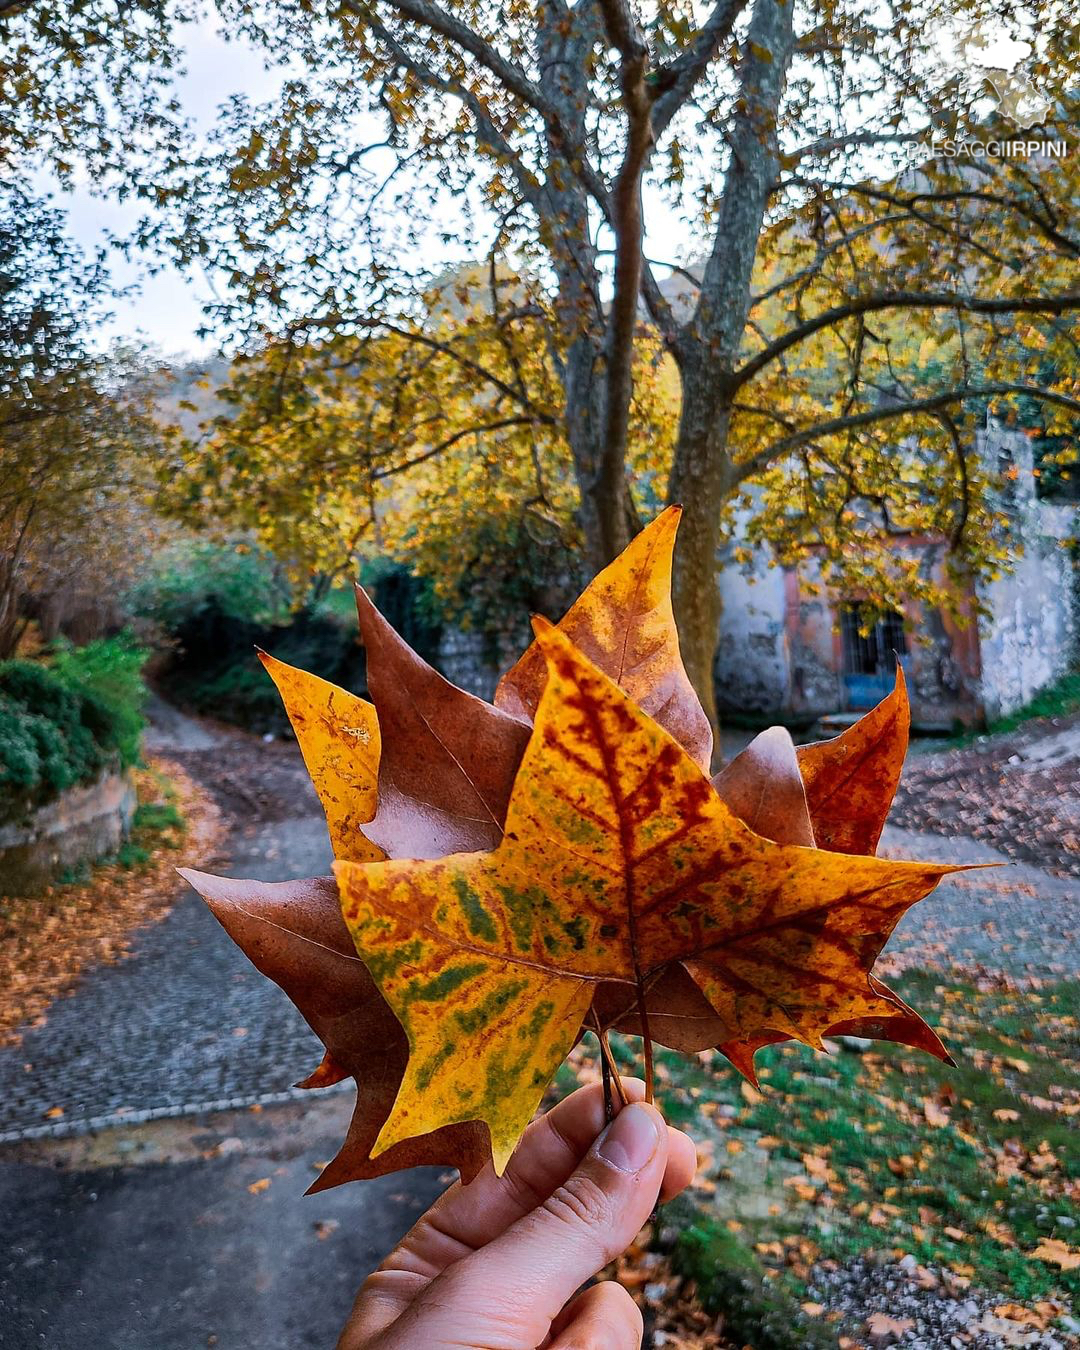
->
[157,269,679,646]
[8,0,1080,727]
[0,188,160,657]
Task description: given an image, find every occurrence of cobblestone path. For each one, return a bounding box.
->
[882,825,1079,982]
[0,709,337,1143]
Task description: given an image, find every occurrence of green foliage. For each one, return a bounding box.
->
[669,1215,837,1350]
[150,586,364,734]
[399,514,580,662]
[0,662,106,800]
[0,636,149,820]
[50,631,148,768]
[132,801,183,832]
[943,671,1080,745]
[0,694,51,793]
[126,538,294,632]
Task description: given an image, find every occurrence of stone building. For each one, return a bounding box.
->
[715,418,1077,730]
[435,417,1075,731]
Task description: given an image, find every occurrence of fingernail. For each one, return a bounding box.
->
[596,1103,662,1173]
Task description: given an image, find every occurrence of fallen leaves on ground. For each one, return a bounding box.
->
[866,1310,915,1342]
[1030,1238,1080,1271]
[0,760,221,1048]
[892,710,1080,878]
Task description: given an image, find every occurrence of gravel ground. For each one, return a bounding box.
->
[808,1256,1077,1349]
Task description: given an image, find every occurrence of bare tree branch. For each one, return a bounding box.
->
[355,0,554,122]
[651,0,750,138]
[365,12,542,208]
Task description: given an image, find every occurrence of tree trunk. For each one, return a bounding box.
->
[668,380,736,760]
[665,0,795,754]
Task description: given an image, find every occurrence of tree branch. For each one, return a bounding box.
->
[735,291,1080,388]
[597,0,654,515]
[651,0,750,139]
[371,416,543,479]
[737,382,1080,478]
[358,0,554,122]
[365,12,542,208]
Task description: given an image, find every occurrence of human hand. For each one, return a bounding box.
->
[337,1078,697,1350]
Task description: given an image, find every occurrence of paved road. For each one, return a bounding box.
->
[0,706,442,1350]
[0,1098,445,1350]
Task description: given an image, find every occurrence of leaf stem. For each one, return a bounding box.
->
[636,985,655,1105]
[590,1010,629,1111]
[599,1036,615,1122]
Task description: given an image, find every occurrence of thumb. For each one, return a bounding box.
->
[413,1101,668,1348]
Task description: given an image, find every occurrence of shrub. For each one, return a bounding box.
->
[127,538,293,632]
[0,661,104,788]
[0,694,43,795]
[0,634,148,821]
[160,604,366,733]
[50,631,148,767]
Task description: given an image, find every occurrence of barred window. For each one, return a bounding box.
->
[840,605,907,676]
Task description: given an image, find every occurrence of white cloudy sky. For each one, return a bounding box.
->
[59,23,284,359]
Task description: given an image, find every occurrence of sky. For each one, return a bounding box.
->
[55,10,1033,362]
[61,23,285,360]
[56,16,702,361]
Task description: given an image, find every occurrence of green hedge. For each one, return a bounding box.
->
[0,633,147,822]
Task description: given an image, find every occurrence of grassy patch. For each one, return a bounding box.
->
[592,971,1080,1342]
[987,671,1080,735]
[938,670,1080,746]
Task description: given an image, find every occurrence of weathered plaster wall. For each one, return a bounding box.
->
[976,426,1078,719]
[783,561,844,718]
[0,769,136,897]
[712,418,1076,728]
[714,520,792,717]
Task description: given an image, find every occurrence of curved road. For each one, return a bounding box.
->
[0,704,446,1350]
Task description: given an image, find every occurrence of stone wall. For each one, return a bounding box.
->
[714,503,793,717]
[436,624,530,700]
[976,426,1078,719]
[0,770,137,897]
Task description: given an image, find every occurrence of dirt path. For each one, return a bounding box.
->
[893,710,1079,878]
